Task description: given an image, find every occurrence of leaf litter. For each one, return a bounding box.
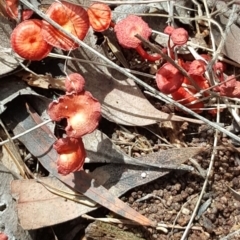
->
[1,0,240,240]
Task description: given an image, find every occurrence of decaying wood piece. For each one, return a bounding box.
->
[85,221,146,240]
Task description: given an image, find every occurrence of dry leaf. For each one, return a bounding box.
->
[0,76,40,114]
[0,163,34,239]
[11,176,98,230]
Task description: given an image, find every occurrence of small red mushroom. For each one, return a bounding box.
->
[170,28,188,46]
[214,75,240,98]
[42,1,89,50]
[87,2,112,32]
[48,91,101,138]
[156,62,184,94]
[11,19,53,60]
[188,60,206,76]
[114,15,161,62]
[171,87,204,113]
[54,137,86,175]
[65,73,85,94]
[5,0,33,20]
[164,25,175,35]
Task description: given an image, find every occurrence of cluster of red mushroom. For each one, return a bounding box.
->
[155,26,228,114]
[9,1,162,62]
[48,73,101,175]
[10,1,90,60]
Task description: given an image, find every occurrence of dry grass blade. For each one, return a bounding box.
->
[0,120,27,177]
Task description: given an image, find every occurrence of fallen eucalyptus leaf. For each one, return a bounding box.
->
[83,129,195,171]
[0,164,34,239]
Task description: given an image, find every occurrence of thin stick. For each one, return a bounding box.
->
[0,119,52,146]
[180,101,220,240]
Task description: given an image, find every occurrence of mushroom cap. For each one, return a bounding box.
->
[65,73,85,93]
[48,91,101,138]
[5,0,33,20]
[87,2,112,32]
[11,19,53,60]
[156,63,184,94]
[170,28,188,46]
[42,1,89,50]
[188,60,206,76]
[54,137,86,175]
[114,15,152,49]
[214,75,240,98]
[164,25,174,35]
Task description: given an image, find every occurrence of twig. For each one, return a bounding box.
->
[180,100,220,240]
[0,119,52,146]
[48,53,155,79]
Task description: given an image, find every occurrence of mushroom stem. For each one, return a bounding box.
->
[135,44,161,62]
[109,21,115,28]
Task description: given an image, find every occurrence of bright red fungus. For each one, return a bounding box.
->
[54,137,86,175]
[65,73,85,94]
[164,25,174,35]
[171,87,204,113]
[48,91,101,138]
[5,0,33,20]
[156,63,184,94]
[114,15,161,62]
[0,232,8,240]
[11,19,53,60]
[214,75,240,98]
[170,28,188,46]
[42,1,89,50]
[188,60,206,76]
[87,2,112,32]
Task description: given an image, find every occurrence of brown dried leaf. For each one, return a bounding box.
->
[0,164,33,239]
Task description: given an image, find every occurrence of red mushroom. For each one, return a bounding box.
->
[87,2,112,32]
[42,1,89,50]
[214,75,240,98]
[164,25,175,35]
[0,233,8,240]
[156,62,184,94]
[48,91,101,138]
[11,19,53,60]
[54,137,86,175]
[171,87,204,113]
[114,15,161,62]
[170,28,188,46]
[5,0,33,20]
[65,73,85,94]
[188,60,206,76]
